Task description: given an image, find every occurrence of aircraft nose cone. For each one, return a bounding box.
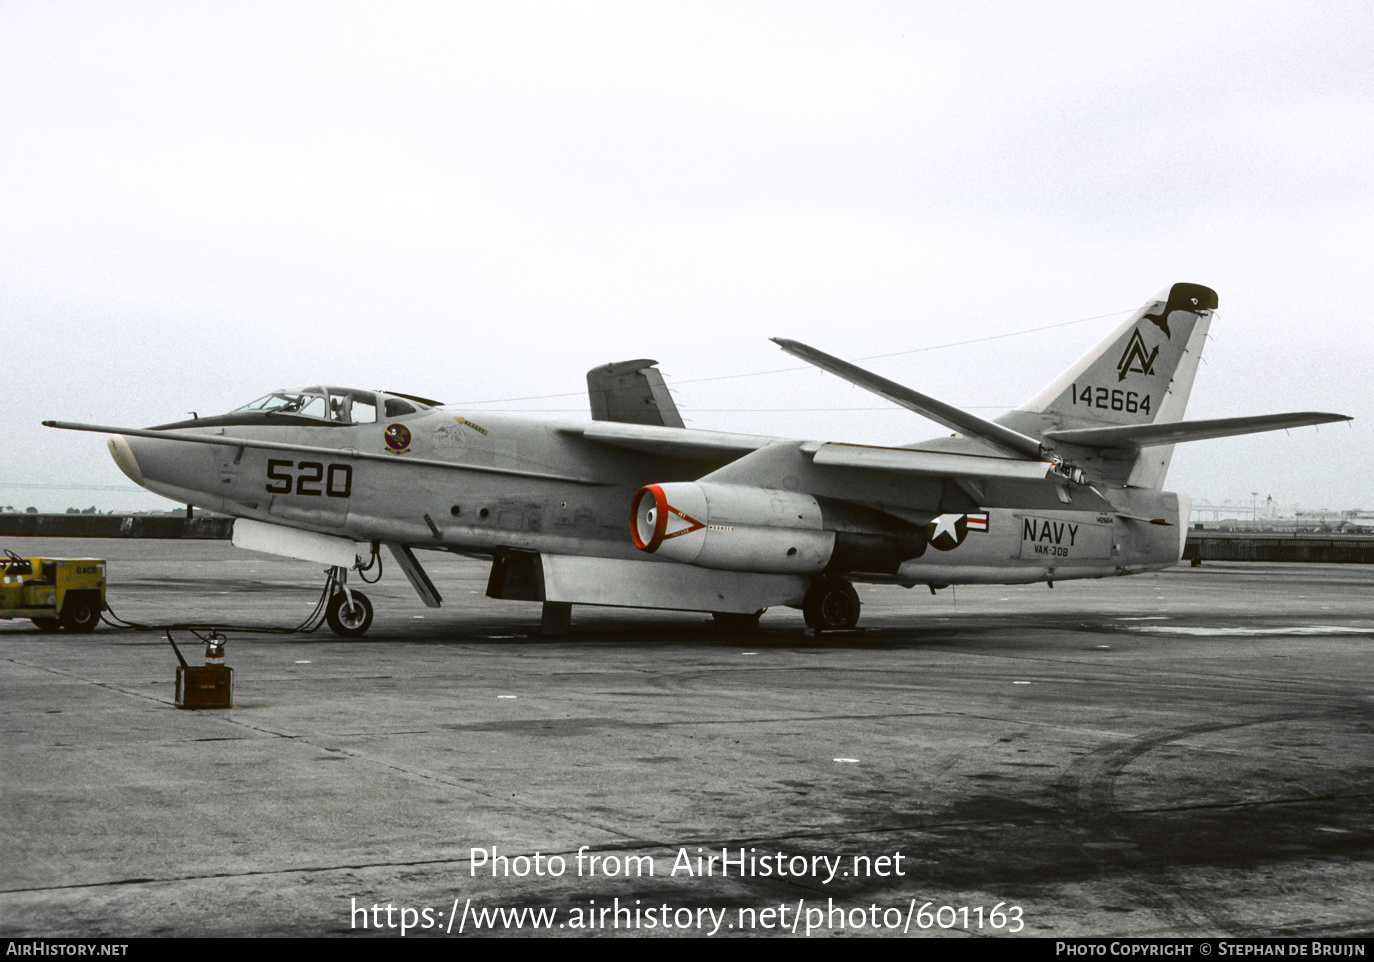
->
[107,435,144,486]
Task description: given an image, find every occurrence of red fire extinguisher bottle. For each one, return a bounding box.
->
[204,632,226,667]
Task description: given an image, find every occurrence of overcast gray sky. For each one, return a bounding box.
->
[2,1,1370,513]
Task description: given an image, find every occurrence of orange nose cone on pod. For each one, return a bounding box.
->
[630,485,668,551]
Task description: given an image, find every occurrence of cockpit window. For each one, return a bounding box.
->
[346,396,377,424]
[235,393,326,417]
[232,387,383,424]
[384,398,417,417]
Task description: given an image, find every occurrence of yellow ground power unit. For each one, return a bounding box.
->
[0,550,105,632]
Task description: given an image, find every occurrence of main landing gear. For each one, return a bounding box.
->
[326,566,373,637]
[802,576,861,631]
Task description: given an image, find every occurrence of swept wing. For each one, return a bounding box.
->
[801,442,1054,480]
[559,422,775,461]
[770,337,1046,461]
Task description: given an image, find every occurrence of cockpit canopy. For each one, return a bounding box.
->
[231,387,435,424]
[149,387,439,432]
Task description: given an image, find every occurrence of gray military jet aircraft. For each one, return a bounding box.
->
[47,283,1349,636]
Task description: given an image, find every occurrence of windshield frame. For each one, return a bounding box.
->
[231,386,387,424]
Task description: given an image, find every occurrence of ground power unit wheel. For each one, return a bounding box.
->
[326,590,374,637]
[59,594,100,633]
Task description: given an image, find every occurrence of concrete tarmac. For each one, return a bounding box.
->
[2,539,1372,938]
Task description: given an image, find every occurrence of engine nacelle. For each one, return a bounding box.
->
[630,482,835,573]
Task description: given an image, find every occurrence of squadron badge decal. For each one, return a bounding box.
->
[383,422,412,454]
[926,512,988,551]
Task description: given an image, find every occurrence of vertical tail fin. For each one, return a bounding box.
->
[999,283,1217,487]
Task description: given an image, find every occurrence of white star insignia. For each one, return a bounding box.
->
[930,513,961,543]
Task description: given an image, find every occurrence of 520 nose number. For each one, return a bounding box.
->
[265,459,352,498]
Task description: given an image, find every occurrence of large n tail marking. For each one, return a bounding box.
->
[1116,330,1159,381]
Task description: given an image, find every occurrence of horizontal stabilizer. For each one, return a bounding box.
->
[771,338,1045,461]
[1043,412,1351,449]
[1115,513,1174,525]
[804,442,1053,480]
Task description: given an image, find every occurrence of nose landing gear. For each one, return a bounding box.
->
[325,566,374,637]
[802,576,861,632]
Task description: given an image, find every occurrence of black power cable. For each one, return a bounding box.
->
[354,544,383,584]
[99,568,340,635]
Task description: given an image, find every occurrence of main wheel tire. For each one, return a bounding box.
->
[59,595,100,633]
[326,590,374,637]
[802,578,860,631]
[712,611,762,633]
[32,617,61,633]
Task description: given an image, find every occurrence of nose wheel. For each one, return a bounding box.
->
[802,577,860,631]
[326,589,374,637]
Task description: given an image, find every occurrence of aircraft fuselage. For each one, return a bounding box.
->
[113,405,1185,590]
